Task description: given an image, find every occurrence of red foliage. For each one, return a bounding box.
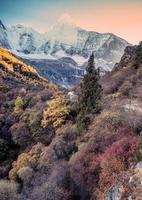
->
[99,136,138,163]
[98,136,138,192]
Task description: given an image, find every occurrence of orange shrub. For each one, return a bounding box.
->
[9,153,37,181]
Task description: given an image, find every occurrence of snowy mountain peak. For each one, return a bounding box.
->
[0,20,130,73]
[0,20,131,88]
[45,15,79,46]
[12,24,24,29]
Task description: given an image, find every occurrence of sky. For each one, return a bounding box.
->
[0,0,142,44]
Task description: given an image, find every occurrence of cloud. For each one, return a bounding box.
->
[57,13,75,24]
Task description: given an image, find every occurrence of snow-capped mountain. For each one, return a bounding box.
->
[0,18,130,88]
[0,20,11,49]
[7,24,43,54]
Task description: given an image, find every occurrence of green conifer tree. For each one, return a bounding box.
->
[79,53,102,113]
[77,53,102,133]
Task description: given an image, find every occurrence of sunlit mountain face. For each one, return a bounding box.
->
[0,18,130,88]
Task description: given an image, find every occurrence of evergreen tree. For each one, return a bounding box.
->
[77,53,102,133]
[79,53,102,113]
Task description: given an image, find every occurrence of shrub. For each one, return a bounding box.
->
[32,182,71,200]
[99,157,124,191]
[28,111,42,137]
[10,123,31,147]
[42,96,69,129]
[93,110,122,133]
[9,153,36,181]
[17,166,33,184]
[103,137,137,163]
[0,180,19,200]
[99,136,138,191]
[14,96,24,112]
[57,123,77,141]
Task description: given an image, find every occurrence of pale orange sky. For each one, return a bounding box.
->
[35,3,142,44]
[70,4,142,44]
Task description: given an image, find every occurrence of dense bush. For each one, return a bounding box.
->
[42,96,69,129]
[92,110,122,134]
[17,166,33,185]
[14,96,24,112]
[10,123,31,147]
[0,180,19,200]
[9,153,36,181]
[99,136,138,192]
[32,182,71,200]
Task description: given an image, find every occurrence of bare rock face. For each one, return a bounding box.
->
[127,162,142,199]
[105,185,124,200]
[113,45,137,71]
[105,162,142,200]
[135,162,142,171]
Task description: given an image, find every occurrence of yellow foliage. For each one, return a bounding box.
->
[42,96,69,129]
[0,47,60,95]
[14,96,24,112]
[9,153,37,181]
[0,48,37,75]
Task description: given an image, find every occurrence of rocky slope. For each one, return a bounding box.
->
[22,57,85,89]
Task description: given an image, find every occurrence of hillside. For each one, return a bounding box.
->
[0,48,37,76]
[0,42,142,200]
[0,47,67,176]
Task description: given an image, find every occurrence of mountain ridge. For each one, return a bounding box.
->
[0,19,130,68]
[0,19,131,88]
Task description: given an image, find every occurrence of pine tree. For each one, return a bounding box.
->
[79,53,102,113]
[77,53,102,133]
